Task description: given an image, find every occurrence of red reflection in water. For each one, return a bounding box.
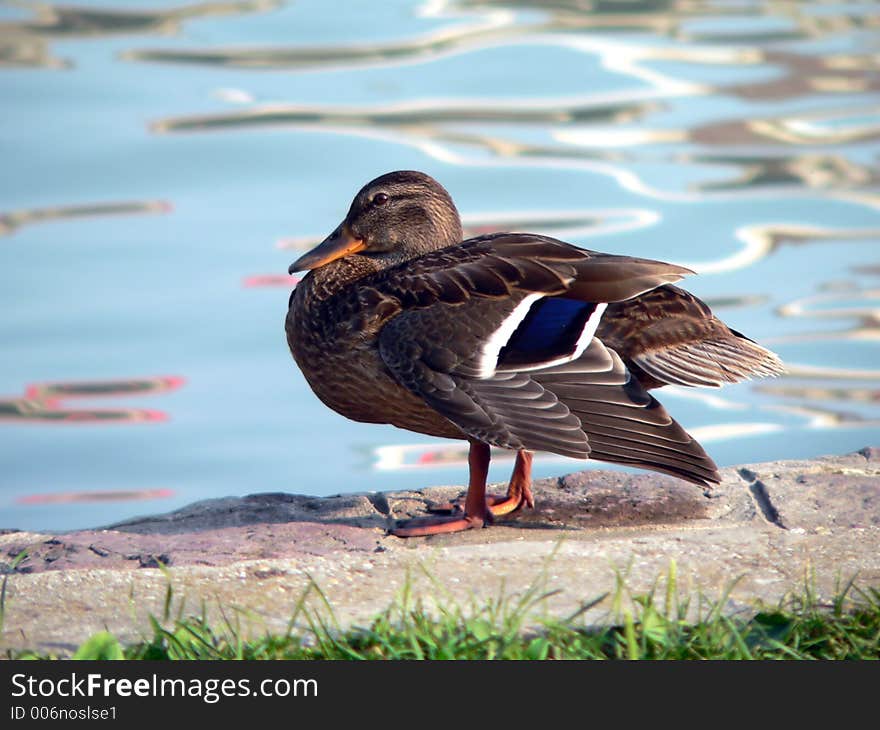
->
[376,443,523,471]
[17,488,174,505]
[0,375,185,424]
[242,274,300,288]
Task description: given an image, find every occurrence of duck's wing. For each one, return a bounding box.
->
[370,234,719,486]
[597,285,785,389]
[532,355,721,485]
[370,232,693,307]
[376,292,591,459]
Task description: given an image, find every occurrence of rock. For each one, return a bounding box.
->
[107,491,387,534]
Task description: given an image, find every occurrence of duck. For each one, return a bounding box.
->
[285,170,784,537]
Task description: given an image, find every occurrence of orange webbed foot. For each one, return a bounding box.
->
[389,512,488,537]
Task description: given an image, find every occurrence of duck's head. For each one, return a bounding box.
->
[289,170,463,273]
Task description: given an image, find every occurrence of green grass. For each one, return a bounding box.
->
[6,563,880,660]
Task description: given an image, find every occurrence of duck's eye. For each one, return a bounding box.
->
[371,193,389,207]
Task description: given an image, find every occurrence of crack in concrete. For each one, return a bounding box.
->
[738,468,787,529]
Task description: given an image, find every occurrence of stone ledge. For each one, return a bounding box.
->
[1,447,878,654]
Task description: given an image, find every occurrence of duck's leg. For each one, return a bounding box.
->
[428,449,534,517]
[390,440,492,537]
[486,449,534,516]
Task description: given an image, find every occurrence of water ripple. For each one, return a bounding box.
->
[0,0,281,68]
[0,200,171,238]
[0,376,184,424]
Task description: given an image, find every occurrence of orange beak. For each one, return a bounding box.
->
[289,224,366,273]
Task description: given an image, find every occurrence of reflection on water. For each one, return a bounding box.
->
[689,224,880,275]
[758,384,879,406]
[0,0,281,67]
[150,89,880,151]
[767,401,880,431]
[152,100,880,212]
[777,288,879,338]
[689,106,880,147]
[725,50,880,100]
[151,97,660,133]
[118,0,880,86]
[0,377,184,424]
[0,200,170,237]
[1,0,878,530]
[17,488,174,505]
[681,153,878,193]
[123,5,511,70]
[242,273,300,288]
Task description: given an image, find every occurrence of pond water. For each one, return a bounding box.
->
[2,0,878,532]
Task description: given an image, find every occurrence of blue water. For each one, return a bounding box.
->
[1,0,878,531]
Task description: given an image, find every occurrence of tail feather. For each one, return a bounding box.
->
[584,445,720,487]
[535,372,721,487]
[597,285,785,390]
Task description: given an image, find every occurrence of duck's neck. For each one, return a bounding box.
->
[299,254,382,303]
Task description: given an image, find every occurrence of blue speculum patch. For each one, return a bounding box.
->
[498,298,598,367]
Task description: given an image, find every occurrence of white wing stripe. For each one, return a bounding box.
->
[508,302,608,374]
[475,293,543,379]
[477,298,610,378]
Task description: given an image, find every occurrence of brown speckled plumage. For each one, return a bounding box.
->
[285,171,784,535]
[287,255,463,437]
